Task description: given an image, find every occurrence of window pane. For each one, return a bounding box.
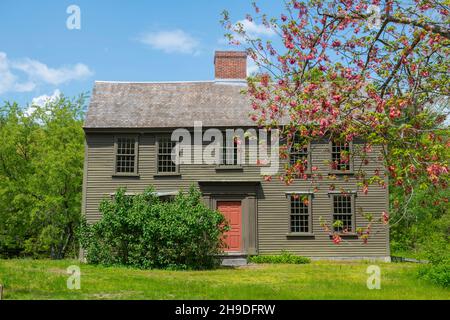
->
[116,138,136,173]
[331,142,350,171]
[332,195,352,232]
[221,139,239,165]
[290,135,308,170]
[290,195,309,233]
[157,137,177,173]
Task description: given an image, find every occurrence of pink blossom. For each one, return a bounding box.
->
[331,40,341,48]
[332,94,342,102]
[332,234,342,244]
[389,107,401,119]
[382,211,389,224]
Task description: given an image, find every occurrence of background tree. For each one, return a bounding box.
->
[0,95,85,258]
[221,0,449,242]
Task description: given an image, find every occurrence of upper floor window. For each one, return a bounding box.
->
[221,138,239,166]
[332,194,354,233]
[157,136,178,174]
[114,136,138,175]
[331,141,351,171]
[290,135,309,170]
[289,194,311,233]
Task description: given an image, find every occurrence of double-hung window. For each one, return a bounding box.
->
[114,136,138,175]
[221,138,239,166]
[331,141,352,172]
[289,194,312,233]
[157,136,178,174]
[289,135,310,173]
[332,194,354,233]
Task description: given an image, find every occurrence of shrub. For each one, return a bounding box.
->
[249,251,310,264]
[418,263,450,288]
[390,186,449,259]
[417,234,450,288]
[80,185,228,270]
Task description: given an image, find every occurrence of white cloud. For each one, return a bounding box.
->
[219,20,276,46]
[13,59,93,86]
[25,89,62,117]
[31,89,61,107]
[236,20,276,38]
[0,52,36,94]
[138,29,200,55]
[0,51,93,95]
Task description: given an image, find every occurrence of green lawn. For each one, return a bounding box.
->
[0,259,448,300]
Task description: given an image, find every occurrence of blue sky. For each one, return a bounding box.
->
[0,0,281,106]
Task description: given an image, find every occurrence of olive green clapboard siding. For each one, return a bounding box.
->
[83,132,389,258]
[256,141,389,257]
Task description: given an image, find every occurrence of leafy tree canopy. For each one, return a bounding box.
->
[222,0,449,231]
[0,94,86,258]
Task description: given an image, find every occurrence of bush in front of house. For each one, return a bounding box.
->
[79,185,228,270]
[249,251,310,264]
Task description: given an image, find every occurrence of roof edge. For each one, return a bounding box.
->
[94,80,215,84]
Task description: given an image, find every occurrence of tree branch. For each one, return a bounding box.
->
[323,12,450,40]
[380,33,423,97]
[386,15,450,40]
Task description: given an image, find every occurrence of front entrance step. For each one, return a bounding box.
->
[220,254,248,266]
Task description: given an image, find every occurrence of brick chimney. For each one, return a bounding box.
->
[214,51,247,80]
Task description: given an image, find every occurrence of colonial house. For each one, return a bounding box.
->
[82,51,390,261]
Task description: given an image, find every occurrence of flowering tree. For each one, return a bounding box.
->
[222,0,449,243]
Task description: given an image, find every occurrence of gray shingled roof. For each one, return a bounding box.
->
[84,81,255,128]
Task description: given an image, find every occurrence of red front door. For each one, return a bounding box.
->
[217,201,242,252]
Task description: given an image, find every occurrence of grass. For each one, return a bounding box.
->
[0,259,448,300]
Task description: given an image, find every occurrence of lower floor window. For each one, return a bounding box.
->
[290,194,311,233]
[332,194,353,232]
